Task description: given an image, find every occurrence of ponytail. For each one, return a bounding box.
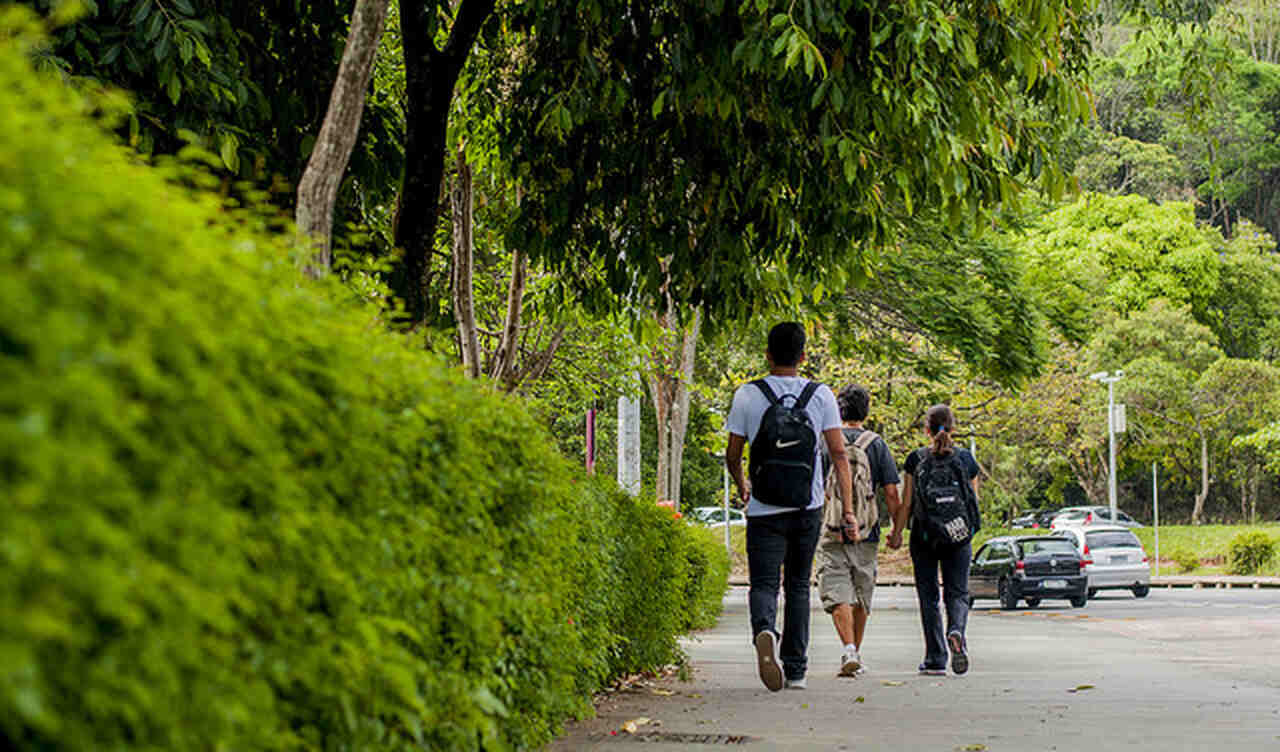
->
[926,404,956,457]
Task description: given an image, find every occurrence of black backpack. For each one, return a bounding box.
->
[913,450,980,544]
[748,380,820,509]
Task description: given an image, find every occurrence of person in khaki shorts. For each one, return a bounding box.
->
[817,385,903,677]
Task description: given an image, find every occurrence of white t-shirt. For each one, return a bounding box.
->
[726,375,841,517]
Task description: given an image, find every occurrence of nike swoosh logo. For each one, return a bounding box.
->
[775,440,802,449]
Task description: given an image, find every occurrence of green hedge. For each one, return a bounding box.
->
[0,12,726,750]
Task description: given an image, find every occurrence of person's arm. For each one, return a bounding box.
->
[725,433,749,505]
[966,450,982,498]
[883,482,903,549]
[823,427,855,532]
[898,475,913,532]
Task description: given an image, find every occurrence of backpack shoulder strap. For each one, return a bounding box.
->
[793,380,821,410]
[751,379,779,405]
[853,430,879,451]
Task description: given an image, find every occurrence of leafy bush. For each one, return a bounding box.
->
[1227,531,1277,575]
[1172,549,1202,573]
[0,13,726,751]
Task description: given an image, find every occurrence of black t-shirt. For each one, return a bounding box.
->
[844,428,900,543]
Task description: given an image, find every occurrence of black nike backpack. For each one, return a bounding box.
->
[913,450,981,544]
[748,380,820,509]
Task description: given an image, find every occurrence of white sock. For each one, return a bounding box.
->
[844,643,857,653]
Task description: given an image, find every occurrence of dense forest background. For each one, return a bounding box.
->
[24,0,1280,524]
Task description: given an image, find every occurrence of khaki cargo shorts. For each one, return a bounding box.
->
[817,539,878,613]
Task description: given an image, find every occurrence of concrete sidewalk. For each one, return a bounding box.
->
[549,586,1280,751]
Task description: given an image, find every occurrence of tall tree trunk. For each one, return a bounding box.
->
[648,305,701,511]
[450,145,481,377]
[296,0,391,277]
[489,249,528,387]
[650,366,672,502]
[1191,428,1209,525]
[394,0,496,323]
[666,308,702,511]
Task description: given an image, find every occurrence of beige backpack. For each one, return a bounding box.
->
[823,429,879,543]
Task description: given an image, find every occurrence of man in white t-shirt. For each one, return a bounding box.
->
[725,322,853,692]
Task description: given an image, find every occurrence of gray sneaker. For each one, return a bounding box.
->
[784,677,807,690]
[754,630,784,692]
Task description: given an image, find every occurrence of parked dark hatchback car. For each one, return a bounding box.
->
[969,536,1088,609]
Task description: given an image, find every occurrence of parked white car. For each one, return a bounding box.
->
[688,506,746,528]
[1049,505,1142,530]
[1057,525,1151,598]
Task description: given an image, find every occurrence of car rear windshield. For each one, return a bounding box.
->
[1085,531,1141,549]
[1019,539,1077,556]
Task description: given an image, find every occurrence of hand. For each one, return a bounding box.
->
[842,511,857,533]
[738,481,750,505]
[887,529,903,550]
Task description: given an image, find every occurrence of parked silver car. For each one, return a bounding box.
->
[1049,505,1142,529]
[1057,525,1151,598]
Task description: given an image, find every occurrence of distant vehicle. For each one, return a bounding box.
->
[1056,526,1151,598]
[688,506,746,528]
[969,536,1088,609]
[1050,506,1142,529]
[1010,510,1057,529]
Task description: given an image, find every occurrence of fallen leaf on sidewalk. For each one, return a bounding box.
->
[957,744,987,751]
[689,693,703,699]
[621,718,652,734]
[881,680,905,687]
[650,689,675,696]
[1067,684,1096,693]
[854,696,865,703]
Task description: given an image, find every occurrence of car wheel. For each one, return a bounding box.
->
[1132,585,1150,598]
[999,578,1018,610]
[1087,588,1098,599]
[1070,595,1087,608]
[1025,597,1041,608]
[967,595,975,608]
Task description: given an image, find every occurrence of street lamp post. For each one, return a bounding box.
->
[1090,370,1124,522]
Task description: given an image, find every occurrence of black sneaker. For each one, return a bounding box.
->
[948,632,969,675]
[918,662,946,676]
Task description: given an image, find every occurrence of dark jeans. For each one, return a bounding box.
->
[746,507,822,680]
[910,528,972,669]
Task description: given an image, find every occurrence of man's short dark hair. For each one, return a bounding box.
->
[767,322,806,366]
[838,385,870,422]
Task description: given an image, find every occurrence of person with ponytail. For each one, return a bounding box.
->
[898,404,981,676]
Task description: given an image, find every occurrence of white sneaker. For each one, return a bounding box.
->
[754,630,784,692]
[839,648,862,677]
[784,677,807,690]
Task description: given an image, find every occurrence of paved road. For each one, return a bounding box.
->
[550,585,1280,751]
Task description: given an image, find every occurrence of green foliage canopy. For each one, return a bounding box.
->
[502,0,1094,324]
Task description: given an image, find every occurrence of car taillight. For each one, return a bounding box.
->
[1085,512,1093,523]
[1083,543,1090,557]
[1079,559,1089,570]
[1015,561,1025,571]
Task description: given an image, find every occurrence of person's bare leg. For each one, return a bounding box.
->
[832,603,855,645]
[851,604,869,650]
